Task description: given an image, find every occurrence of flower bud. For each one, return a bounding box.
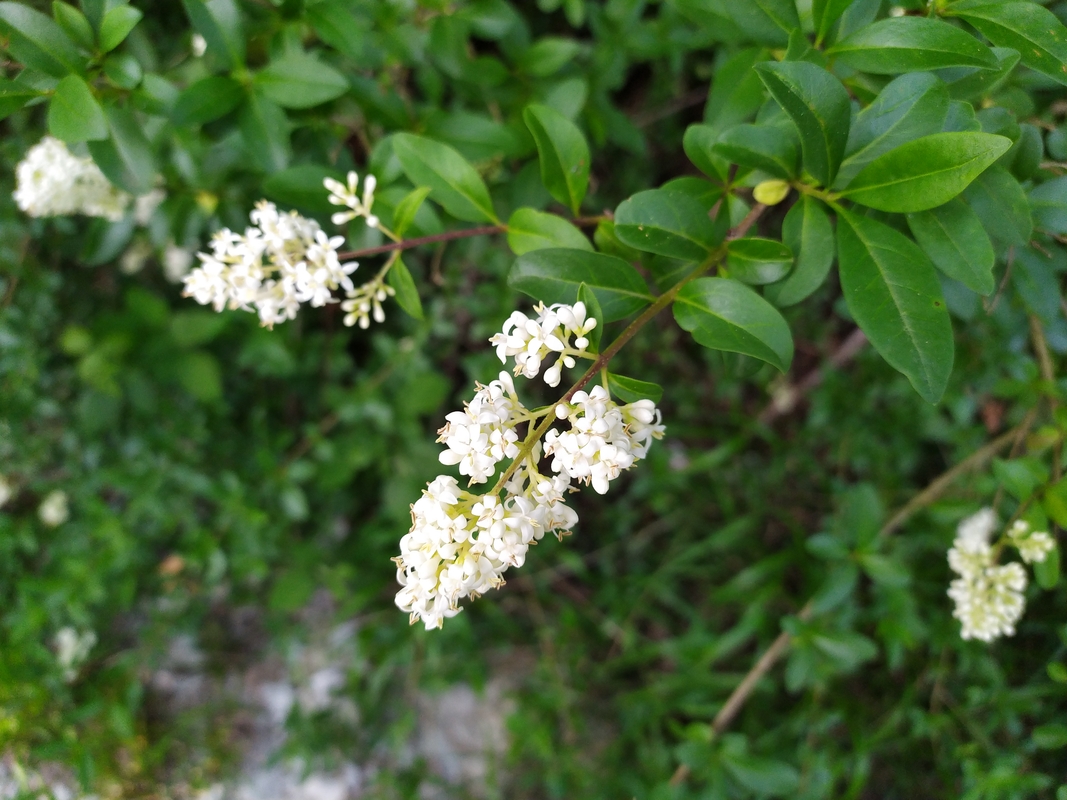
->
[753,179,790,206]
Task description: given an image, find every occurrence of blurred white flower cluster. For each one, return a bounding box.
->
[395,303,665,629]
[183,172,398,328]
[14,137,129,221]
[947,508,1056,642]
[54,627,96,682]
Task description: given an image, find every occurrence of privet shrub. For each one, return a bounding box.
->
[3,0,1067,796]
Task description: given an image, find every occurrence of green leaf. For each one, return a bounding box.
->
[812,0,852,46]
[0,2,83,77]
[1030,177,1067,235]
[523,103,590,216]
[839,72,949,186]
[1033,723,1067,750]
[720,752,799,797]
[673,277,794,372]
[953,2,1067,87]
[387,258,424,320]
[725,238,793,285]
[1014,247,1061,325]
[263,165,339,215]
[704,47,768,130]
[0,79,42,121]
[963,167,1032,246]
[509,248,653,322]
[766,196,834,307]
[393,133,498,224]
[722,0,800,47]
[507,208,592,256]
[98,4,141,52]
[755,61,851,186]
[238,91,290,173]
[607,373,663,404]
[683,124,729,183]
[176,350,222,402]
[392,186,433,237]
[47,74,107,142]
[1044,476,1067,529]
[576,282,603,352]
[52,2,94,51]
[103,52,142,89]
[254,51,348,109]
[841,132,1011,213]
[837,210,954,404]
[518,37,581,77]
[614,188,721,261]
[172,75,244,126]
[940,47,1020,101]
[712,123,798,179]
[306,0,370,62]
[181,0,244,70]
[907,199,995,295]
[87,103,156,195]
[1034,545,1060,591]
[829,17,999,74]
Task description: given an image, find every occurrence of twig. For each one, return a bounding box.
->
[726,204,767,241]
[668,419,1028,787]
[335,215,605,260]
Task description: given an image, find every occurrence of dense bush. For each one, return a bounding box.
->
[3,0,1067,796]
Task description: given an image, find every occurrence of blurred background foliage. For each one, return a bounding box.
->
[2,0,1067,797]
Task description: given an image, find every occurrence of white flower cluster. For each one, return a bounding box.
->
[54,627,96,682]
[182,200,354,327]
[14,137,130,221]
[395,304,666,629]
[185,171,401,328]
[491,302,598,387]
[946,508,1056,643]
[38,490,69,528]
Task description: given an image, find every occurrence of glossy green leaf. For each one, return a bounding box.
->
[1013,248,1061,325]
[47,74,107,142]
[392,186,432,237]
[306,0,370,62]
[181,0,244,70]
[103,52,141,89]
[963,167,1032,246]
[518,37,581,77]
[953,2,1067,87]
[607,373,663,404]
[720,752,799,797]
[172,75,244,126]
[509,248,653,322]
[839,72,949,186]
[673,277,794,372]
[98,4,141,52]
[704,47,768,130]
[725,238,793,285]
[507,208,592,255]
[0,79,42,121]
[766,196,834,306]
[755,61,851,186]
[87,104,157,195]
[683,124,729,182]
[830,17,998,74]
[52,2,94,51]
[238,91,290,173]
[712,123,798,179]
[255,51,348,109]
[907,200,995,295]
[393,133,498,224]
[263,165,339,215]
[614,188,721,261]
[387,258,424,320]
[0,2,83,77]
[842,132,1010,212]
[1044,476,1067,529]
[523,103,590,216]
[576,282,603,352]
[1034,545,1060,591]
[723,0,800,47]
[837,210,953,404]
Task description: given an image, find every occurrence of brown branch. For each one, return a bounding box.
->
[335,215,606,260]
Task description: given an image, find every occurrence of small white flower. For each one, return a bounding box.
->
[38,490,69,527]
[1008,520,1056,564]
[191,33,207,57]
[163,243,194,282]
[0,475,12,509]
[489,301,598,386]
[133,188,166,225]
[325,171,378,227]
[54,627,96,682]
